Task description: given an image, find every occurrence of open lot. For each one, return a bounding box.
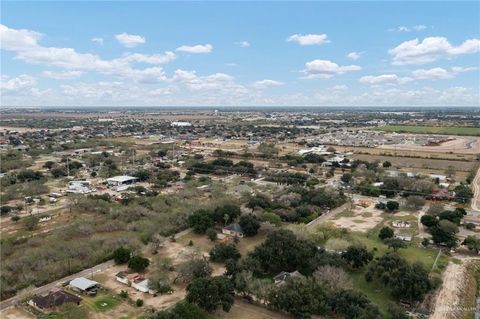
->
[374,125,480,136]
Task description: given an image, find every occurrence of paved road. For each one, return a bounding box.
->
[0,260,115,310]
[472,166,480,212]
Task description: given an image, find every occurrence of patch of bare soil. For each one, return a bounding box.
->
[430,259,479,319]
[0,306,35,319]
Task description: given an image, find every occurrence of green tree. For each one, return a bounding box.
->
[176,258,212,284]
[188,210,215,234]
[462,236,480,254]
[454,185,473,203]
[154,302,209,319]
[384,238,408,252]
[342,245,373,269]
[113,247,131,264]
[269,277,329,319]
[206,228,217,242]
[128,256,150,272]
[378,227,394,240]
[239,214,261,236]
[23,215,39,230]
[330,289,381,319]
[386,201,400,212]
[186,276,234,313]
[209,243,241,262]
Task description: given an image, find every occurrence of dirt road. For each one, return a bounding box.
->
[471,166,480,212]
[430,258,479,319]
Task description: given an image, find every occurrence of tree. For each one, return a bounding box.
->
[154,302,209,319]
[261,212,282,226]
[405,196,425,210]
[454,185,473,203]
[340,173,353,184]
[342,245,373,269]
[209,243,241,262]
[136,299,144,307]
[368,253,433,302]
[113,247,131,264]
[213,205,241,225]
[421,215,438,228]
[247,194,271,211]
[330,290,381,319]
[386,201,399,212]
[0,205,13,216]
[384,238,408,252]
[248,229,317,274]
[438,208,466,225]
[188,210,215,234]
[462,236,480,254]
[128,256,150,272]
[239,214,261,237]
[206,228,217,242]
[23,215,39,230]
[427,203,444,216]
[257,142,279,158]
[387,303,409,319]
[186,276,234,313]
[378,227,394,240]
[382,161,392,168]
[269,277,329,319]
[176,258,212,284]
[313,265,352,292]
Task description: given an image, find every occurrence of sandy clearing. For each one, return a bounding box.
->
[430,259,479,319]
[332,206,384,232]
[0,306,35,319]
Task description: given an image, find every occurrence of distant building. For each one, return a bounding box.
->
[273,270,303,286]
[115,271,153,294]
[107,175,138,187]
[69,277,99,295]
[29,289,81,312]
[394,233,412,241]
[171,121,192,127]
[222,223,244,238]
[67,180,93,194]
[392,220,411,228]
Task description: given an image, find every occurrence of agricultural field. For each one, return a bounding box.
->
[374,125,480,136]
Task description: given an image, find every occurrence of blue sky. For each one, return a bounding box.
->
[1,1,479,107]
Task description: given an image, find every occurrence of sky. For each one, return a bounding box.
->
[1,1,479,107]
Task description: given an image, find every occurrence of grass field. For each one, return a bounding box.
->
[374,125,480,136]
[83,293,121,312]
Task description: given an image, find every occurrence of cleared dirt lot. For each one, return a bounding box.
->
[352,154,476,172]
[332,205,384,232]
[380,136,480,154]
[0,306,35,319]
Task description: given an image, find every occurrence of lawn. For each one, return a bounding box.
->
[373,125,480,136]
[346,232,450,314]
[82,293,121,312]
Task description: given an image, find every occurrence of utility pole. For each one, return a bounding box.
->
[66,157,70,178]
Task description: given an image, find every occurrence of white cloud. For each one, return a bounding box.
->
[389,37,480,65]
[331,85,348,91]
[91,37,104,45]
[1,74,36,92]
[360,74,413,85]
[236,41,250,48]
[413,25,428,31]
[388,25,428,32]
[452,66,478,73]
[176,44,213,54]
[43,70,84,80]
[120,52,176,64]
[303,59,361,79]
[0,24,175,83]
[346,51,361,60]
[115,32,145,48]
[412,67,454,80]
[287,34,330,46]
[253,79,285,89]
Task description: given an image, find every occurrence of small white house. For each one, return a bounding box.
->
[392,221,411,228]
[394,233,412,241]
[222,223,244,238]
[107,176,138,187]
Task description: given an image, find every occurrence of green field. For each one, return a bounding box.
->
[374,125,480,136]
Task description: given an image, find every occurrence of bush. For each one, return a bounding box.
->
[136,299,144,307]
[113,247,131,264]
[119,290,128,298]
[128,256,150,272]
